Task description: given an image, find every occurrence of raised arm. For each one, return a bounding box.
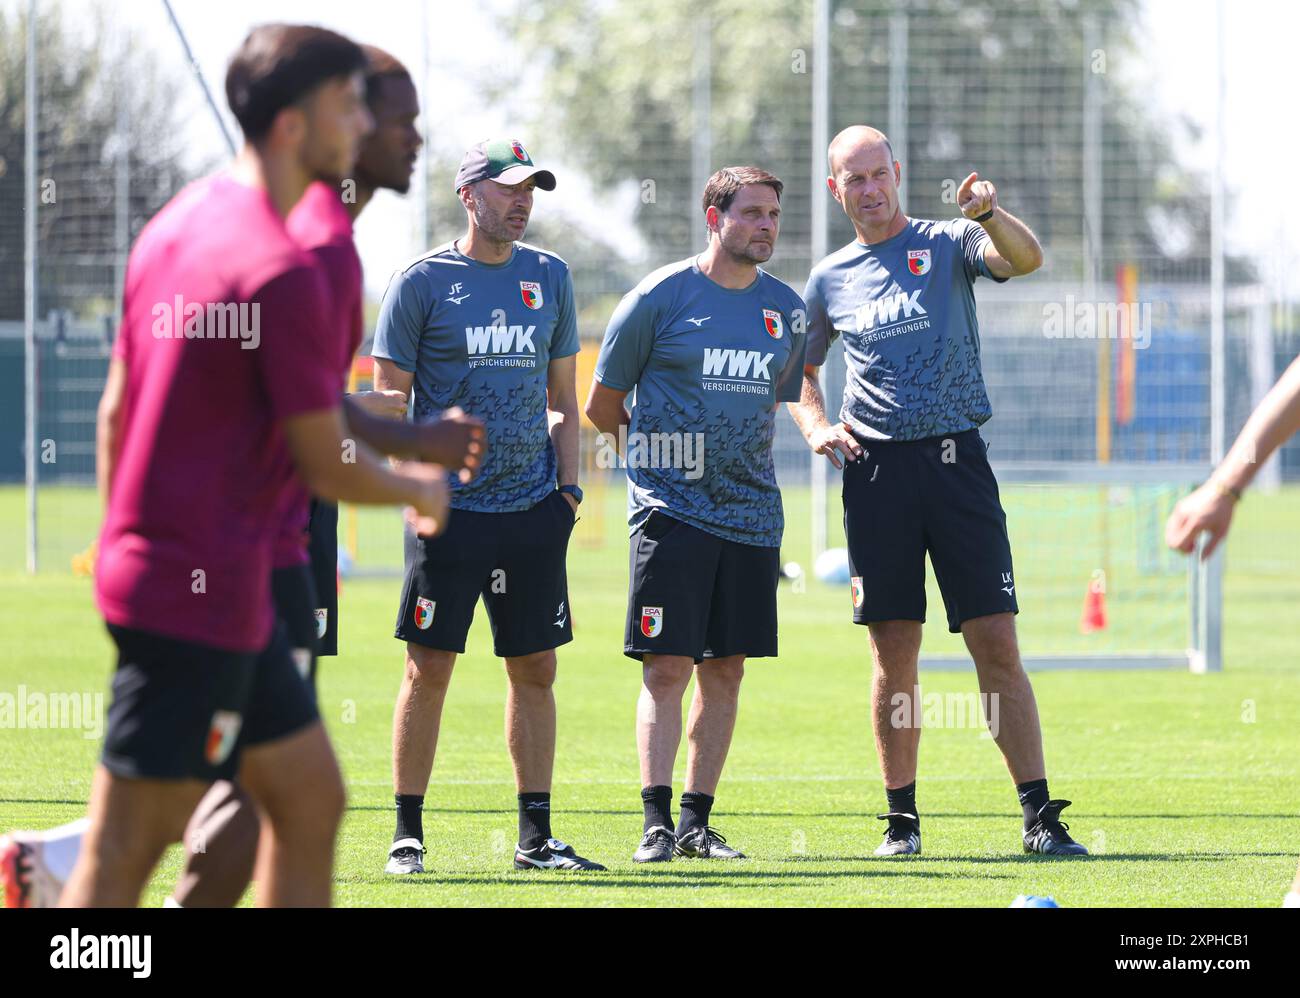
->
[957,172,1043,279]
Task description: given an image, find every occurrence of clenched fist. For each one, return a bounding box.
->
[416,406,486,484]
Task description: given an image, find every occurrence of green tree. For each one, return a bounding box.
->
[503,0,1227,284]
[0,2,197,321]
[421,148,650,336]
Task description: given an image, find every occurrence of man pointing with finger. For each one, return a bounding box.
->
[788,125,1088,858]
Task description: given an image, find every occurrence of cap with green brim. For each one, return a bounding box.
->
[454,138,556,192]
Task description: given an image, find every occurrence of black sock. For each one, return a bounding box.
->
[1017,778,1050,829]
[641,785,673,833]
[885,782,918,825]
[518,792,552,850]
[394,794,424,844]
[676,791,714,836]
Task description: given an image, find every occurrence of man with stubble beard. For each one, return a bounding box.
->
[586,167,807,864]
[373,139,601,873]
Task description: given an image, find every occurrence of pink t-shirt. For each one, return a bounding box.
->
[95,174,340,653]
[270,182,366,568]
[288,181,364,378]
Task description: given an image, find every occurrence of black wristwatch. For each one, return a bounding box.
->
[557,484,583,505]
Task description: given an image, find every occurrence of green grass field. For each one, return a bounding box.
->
[2,483,1298,907]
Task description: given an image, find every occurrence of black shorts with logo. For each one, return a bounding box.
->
[102,572,321,783]
[623,510,779,663]
[395,490,576,658]
[260,563,320,697]
[306,499,339,659]
[842,427,1018,634]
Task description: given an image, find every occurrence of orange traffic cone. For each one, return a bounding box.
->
[1080,573,1107,633]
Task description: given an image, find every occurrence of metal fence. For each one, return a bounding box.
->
[5,1,1297,663]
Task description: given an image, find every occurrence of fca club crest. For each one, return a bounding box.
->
[907,249,931,276]
[414,597,436,630]
[762,308,783,339]
[520,281,543,309]
[314,608,328,639]
[641,606,663,638]
[850,576,865,609]
[205,710,242,766]
[511,140,529,162]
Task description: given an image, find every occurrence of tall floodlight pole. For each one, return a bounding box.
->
[114,37,130,321]
[25,0,38,574]
[888,5,907,211]
[1201,0,1227,673]
[809,0,830,565]
[691,13,712,248]
[419,1,431,252]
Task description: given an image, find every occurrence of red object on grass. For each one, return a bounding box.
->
[1080,582,1107,633]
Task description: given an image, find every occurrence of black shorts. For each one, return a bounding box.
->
[623,510,779,663]
[842,427,1018,634]
[264,563,320,692]
[306,499,339,658]
[102,607,320,783]
[395,490,576,658]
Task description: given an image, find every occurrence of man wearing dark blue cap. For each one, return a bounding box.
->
[372,139,603,873]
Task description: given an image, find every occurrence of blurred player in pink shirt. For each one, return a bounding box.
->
[63,25,453,909]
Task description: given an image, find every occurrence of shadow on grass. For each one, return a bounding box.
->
[356,865,1016,889]
[343,847,1292,890]
[340,803,1300,822]
[891,851,1297,863]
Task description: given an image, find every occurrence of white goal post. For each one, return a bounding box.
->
[809,453,1222,674]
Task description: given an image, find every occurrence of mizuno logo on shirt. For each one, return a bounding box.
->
[465,324,537,355]
[702,348,774,381]
[685,316,710,326]
[854,289,926,332]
